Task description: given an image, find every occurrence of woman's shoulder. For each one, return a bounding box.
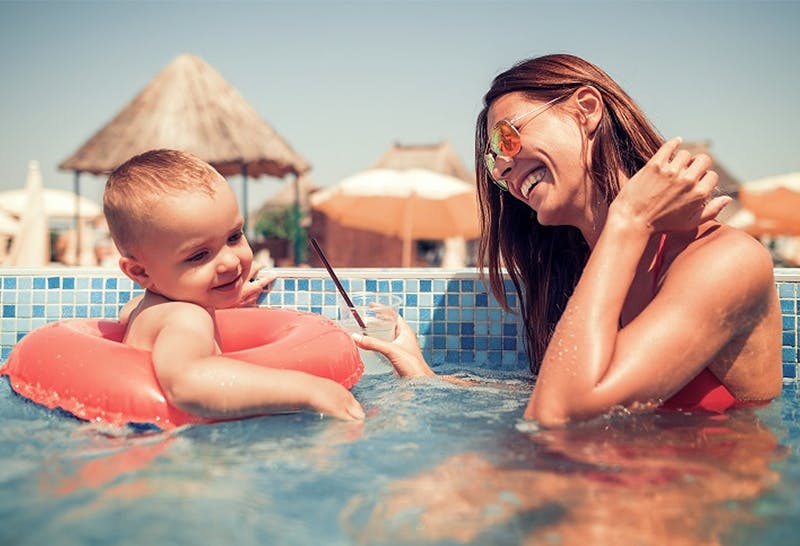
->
[672,222,775,292]
[696,222,772,268]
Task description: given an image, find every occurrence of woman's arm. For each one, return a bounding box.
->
[527,138,736,426]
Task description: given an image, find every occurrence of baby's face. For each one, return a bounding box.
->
[135,182,253,309]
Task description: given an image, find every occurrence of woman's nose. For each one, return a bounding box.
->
[493,155,514,182]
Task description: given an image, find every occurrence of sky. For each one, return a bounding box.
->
[0,0,798,214]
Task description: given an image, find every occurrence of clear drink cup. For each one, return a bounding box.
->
[338,293,402,375]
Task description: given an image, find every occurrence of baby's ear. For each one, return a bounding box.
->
[119,257,153,290]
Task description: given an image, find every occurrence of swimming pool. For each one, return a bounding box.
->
[2,266,800,545]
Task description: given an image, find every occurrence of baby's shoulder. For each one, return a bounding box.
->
[125,300,213,349]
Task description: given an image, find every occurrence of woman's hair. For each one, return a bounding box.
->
[474,53,664,374]
[103,149,221,256]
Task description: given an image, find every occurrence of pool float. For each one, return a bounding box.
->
[0,308,363,429]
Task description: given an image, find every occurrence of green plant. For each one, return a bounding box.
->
[254,207,294,240]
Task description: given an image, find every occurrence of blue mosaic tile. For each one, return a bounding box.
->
[0,269,797,377]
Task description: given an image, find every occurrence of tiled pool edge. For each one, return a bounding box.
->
[2,266,799,379]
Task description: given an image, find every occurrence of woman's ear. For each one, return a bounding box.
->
[574,86,603,137]
[119,256,154,290]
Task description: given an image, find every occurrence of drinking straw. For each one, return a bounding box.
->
[310,238,367,332]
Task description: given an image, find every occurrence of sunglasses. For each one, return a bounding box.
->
[483,93,570,191]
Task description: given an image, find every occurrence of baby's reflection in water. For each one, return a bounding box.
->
[343,409,786,546]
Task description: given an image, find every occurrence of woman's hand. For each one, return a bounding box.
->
[352,315,436,378]
[611,137,731,233]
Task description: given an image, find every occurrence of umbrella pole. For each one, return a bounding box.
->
[240,164,249,239]
[401,201,413,267]
[74,171,81,263]
[292,174,303,265]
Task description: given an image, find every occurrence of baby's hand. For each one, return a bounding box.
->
[234,263,277,308]
[307,379,365,421]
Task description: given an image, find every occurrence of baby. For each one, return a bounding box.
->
[104,149,365,421]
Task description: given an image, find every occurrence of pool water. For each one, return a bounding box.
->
[1,369,799,546]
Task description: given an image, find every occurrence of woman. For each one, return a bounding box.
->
[354,54,782,426]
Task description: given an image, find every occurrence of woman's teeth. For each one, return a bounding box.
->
[521,170,546,199]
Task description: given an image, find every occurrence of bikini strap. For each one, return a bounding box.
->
[652,233,667,296]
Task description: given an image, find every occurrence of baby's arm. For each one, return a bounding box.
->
[151,305,364,421]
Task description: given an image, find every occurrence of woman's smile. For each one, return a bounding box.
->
[520,167,547,199]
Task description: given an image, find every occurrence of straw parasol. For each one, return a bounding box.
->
[310,168,481,267]
[255,174,318,212]
[59,53,310,259]
[373,141,474,185]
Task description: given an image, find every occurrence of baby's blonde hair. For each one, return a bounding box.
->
[104,149,223,257]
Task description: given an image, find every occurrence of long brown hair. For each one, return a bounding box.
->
[475,54,663,374]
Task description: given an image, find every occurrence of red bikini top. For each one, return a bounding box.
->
[651,234,740,413]
[661,368,739,413]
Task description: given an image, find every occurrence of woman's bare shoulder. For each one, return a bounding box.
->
[699,223,773,272]
[671,223,775,298]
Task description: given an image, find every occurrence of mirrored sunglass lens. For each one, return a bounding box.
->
[484,154,508,191]
[493,121,521,156]
[484,153,495,173]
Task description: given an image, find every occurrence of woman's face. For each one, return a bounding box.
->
[486,92,595,228]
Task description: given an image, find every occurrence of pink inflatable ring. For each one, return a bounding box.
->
[1,308,363,429]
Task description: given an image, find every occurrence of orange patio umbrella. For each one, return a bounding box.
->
[310,168,481,267]
[736,173,800,236]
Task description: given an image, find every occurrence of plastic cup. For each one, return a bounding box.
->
[338,293,402,375]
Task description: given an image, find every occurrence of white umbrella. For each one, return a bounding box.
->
[310,168,481,266]
[0,187,102,219]
[0,209,19,236]
[6,160,49,266]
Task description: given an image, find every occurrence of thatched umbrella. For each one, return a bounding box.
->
[59,53,310,260]
[372,141,474,185]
